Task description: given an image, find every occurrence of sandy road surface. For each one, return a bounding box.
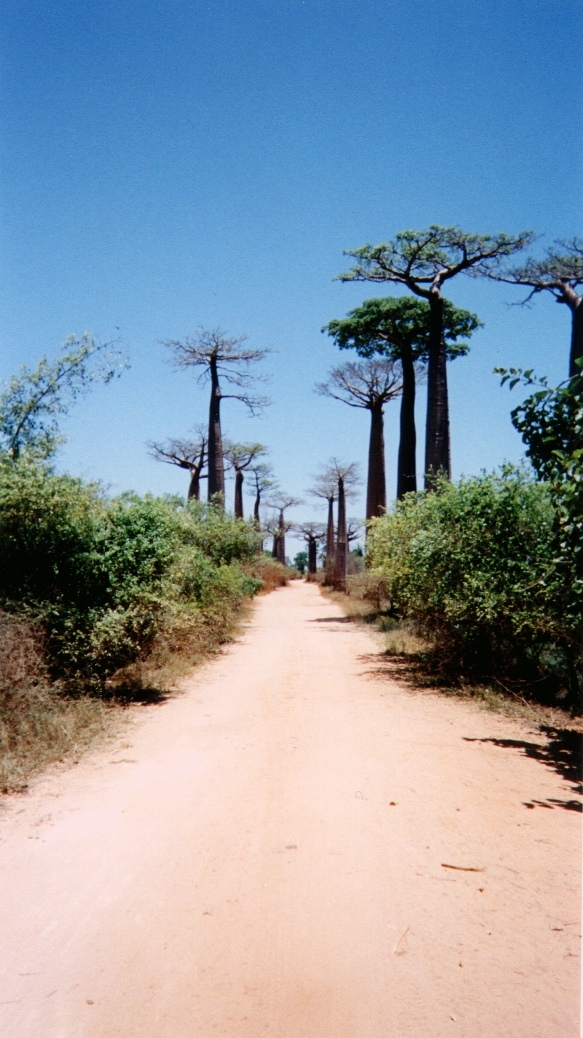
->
[0,581,580,1037]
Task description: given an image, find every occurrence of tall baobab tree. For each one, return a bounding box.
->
[248,461,277,535]
[163,328,270,504]
[267,494,302,566]
[331,460,360,592]
[148,426,207,500]
[323,297,480,497]
[296,522,326,580]
[223,441,268,518]
[317,358,405,519]
[310,460,360,590]
[484,237,583,377]
[338,226,533,486]
[307,473,337,584]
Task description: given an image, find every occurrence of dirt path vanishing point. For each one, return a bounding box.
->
[0,581,580,1038]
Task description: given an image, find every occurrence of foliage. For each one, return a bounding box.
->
[323,296,479,362]
[0,459,262,684]
[293,551,308,574]
[0,334,126,460]
[366,469,578,703]
[497,367,583,698]
[337,226,535,296]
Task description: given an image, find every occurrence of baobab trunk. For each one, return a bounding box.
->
[366,401,387,520]
[272,535,279,559]
[324,497,335,586]
[397,343,417,499]
[307,537,318,580]
[187,469,200,501]
[276,513,286,566]
[569,297,583,378]
[334,476,347,592]
[234,470,244,519]
[207,356,225,503]
[424,292,450,488]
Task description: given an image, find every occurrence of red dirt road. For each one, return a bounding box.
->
[0,581,580,1037]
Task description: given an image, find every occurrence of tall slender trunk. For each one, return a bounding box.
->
[187,469,200,500]
[323,496,335,586]
[272,535,279,559]
[253,489,263,550]
[334,477,347,592]
[366,401,387,519]
[234,470,244,518]
[397,343,417,499]
[207,355,225,504]
[276,511,286,565]
[307,536,317,580]
[569,297,583,378]
[424,292,450,488]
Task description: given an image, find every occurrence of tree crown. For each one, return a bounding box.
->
[323,295,480,362]
[148,425,207,473]
[485,237,583,305]
[222,440,268,473]
[338,225,534,298]
[0,334,126,460]
[316,357,406,410]
[163,327,271,415]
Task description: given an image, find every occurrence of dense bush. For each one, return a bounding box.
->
[0,458,263,685]
[366,468,578,705]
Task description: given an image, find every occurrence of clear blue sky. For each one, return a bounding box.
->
[1,0,581,548]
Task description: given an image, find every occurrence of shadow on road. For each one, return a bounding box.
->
[463,728,582,811]
[309,616,353,624]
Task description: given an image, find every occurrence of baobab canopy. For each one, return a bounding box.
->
[337,226,532,486]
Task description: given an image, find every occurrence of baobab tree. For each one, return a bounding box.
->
[323,297,479,497]
[148,425,207,500]
[484,237,583,377]
[310,460,360,590]
[267,494,302,565]
[296,522,326,580]
[223,441,268,518]
[338,226,533,486]
[307,473,336,584]
[317,358,405,519]
[163,328,270,504]
[248,462,277,541]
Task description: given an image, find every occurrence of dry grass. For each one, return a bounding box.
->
[0,612,124,793]
[244,556,291,594]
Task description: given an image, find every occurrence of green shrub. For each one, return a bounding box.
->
[0,459,263,684]
[366,468,575,701]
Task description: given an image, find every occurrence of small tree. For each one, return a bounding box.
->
[163,328,269,505]
[267,494,302,565]
[223,441,268,518]
[293,550,308,575]
[296,521,326,580]
[323,297,479,497]
[0,334,126,460]
[317,358,405,518]
[338,226,532,486]
[486,238,583,378]
[148,425,207,500]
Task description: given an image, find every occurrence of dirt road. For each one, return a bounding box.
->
[0,582,580,1037]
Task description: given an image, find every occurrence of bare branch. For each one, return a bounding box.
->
[316,357,404,410]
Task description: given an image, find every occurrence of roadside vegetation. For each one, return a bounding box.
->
[1,225,581,788]
[0,457,289,792]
